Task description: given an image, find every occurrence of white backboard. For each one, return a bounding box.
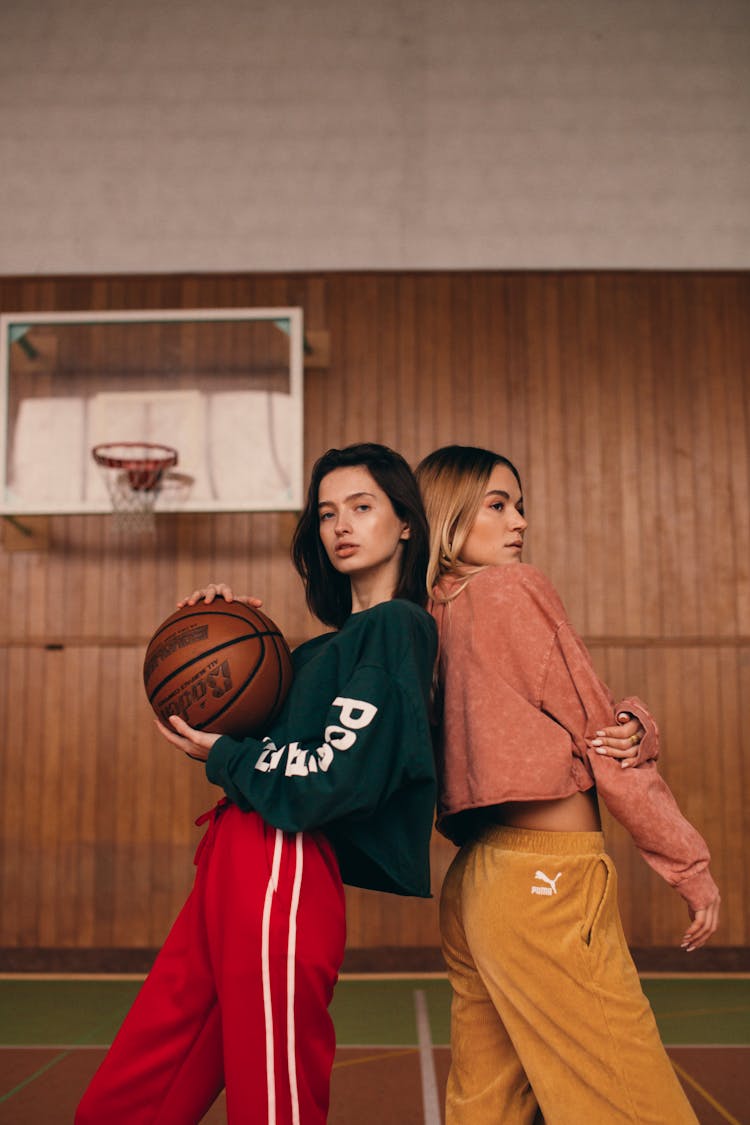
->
[0,308,304,514]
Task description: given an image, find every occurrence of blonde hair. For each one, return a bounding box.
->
[415,445,523,600]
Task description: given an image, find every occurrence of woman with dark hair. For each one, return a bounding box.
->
[291,441,430,626]
[416,444,720,1125]
[76,443,437,1125]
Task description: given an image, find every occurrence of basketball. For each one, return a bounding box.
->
[144,600,294,738]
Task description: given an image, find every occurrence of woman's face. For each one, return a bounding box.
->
[317,465,410,581]
[459,463,527,568]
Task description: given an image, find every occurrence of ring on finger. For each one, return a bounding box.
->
[629,733,640,746]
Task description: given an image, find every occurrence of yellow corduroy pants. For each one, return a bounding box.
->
[440,826,697,1124]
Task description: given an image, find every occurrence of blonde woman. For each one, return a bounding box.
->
[416,445,720,1125]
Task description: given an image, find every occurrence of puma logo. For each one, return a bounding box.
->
[531,870,562,896]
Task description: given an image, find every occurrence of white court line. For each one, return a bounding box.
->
[414,990,441,1125]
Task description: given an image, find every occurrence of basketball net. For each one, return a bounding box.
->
[92,443,178,535]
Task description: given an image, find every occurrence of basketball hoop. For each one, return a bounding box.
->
[92,442,178,534]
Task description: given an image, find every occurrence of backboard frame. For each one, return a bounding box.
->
[0,307,305,515]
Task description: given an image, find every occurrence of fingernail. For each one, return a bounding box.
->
[596,730,605,737]
[621,761,630,769]
[592,739,603,747]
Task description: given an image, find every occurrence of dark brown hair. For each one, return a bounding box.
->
[291,443,430,628]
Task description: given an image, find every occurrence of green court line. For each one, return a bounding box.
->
[329,978,451,1046]
[0,1047,74,1106]
[0,980,139,1046]
[639,979,750,1046]
[0,998,134,1106]
[0,977,747,1052]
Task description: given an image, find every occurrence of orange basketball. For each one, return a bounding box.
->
[144,601,293,738]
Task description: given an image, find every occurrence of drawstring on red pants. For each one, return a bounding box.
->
[193,798,229,866]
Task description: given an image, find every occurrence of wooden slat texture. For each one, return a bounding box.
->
[0,271,748,955]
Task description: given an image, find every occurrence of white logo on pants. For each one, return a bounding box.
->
[531,870,562,896]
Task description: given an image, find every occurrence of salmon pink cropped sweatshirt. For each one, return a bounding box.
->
[430,563,718,913]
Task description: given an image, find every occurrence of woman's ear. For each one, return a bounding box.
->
[400,524,411,541]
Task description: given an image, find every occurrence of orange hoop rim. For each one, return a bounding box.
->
[92,442,179,473]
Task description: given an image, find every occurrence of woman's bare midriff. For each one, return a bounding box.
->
[496,789,602,832]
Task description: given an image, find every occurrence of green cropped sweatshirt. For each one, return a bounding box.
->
[206,597,438,898]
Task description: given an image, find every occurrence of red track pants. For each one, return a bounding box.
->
[76,802,346,1125]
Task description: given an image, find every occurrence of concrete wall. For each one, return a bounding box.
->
[1,0,748,273]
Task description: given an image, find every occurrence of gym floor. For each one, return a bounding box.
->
[0,974,747,1124]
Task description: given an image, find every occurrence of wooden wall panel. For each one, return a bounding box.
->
[0,271,747,957]
[590,642,749,947]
